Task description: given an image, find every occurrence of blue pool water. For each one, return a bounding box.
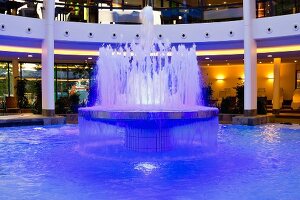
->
[0,124,300,200]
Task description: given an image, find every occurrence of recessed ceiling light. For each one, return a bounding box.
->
[259,61,262,64]
[224,1,227,4]
[17,57,20,60]
[178,16,182,20]
[205,57,210,60]
[208,4,211,6]
[207,64,210,66]
[295,60,298,63]
[28,54,32,58]
[267,55,272,58]
[88,57,93,60]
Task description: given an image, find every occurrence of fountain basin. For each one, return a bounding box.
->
[79,106,219,153]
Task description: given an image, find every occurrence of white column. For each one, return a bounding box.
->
[42,0,55,116]
[243,0,257,116]
[272,58,281,113]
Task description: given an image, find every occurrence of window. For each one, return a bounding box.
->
[20,63,41,105]
[55,63,91,104]
[0,62,13,97]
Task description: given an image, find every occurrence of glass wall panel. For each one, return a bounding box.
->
[0,63,8,108]
[55,63,91,104]
[20,63,41,106]
[56,64,70,100]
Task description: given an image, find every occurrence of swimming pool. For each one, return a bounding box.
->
[0,124,299,199]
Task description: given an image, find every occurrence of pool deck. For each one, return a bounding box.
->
[0,114,66,127]
[0,112,299,127]
[269,113,300,124]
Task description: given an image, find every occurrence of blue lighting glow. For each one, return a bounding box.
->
[0,124,300,199]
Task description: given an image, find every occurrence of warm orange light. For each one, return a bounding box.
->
[0,44,300,57]
[196,49,244,56]
[216,75,225,81]
[0,45,41,53]
[267,73,274,79]
[239,74,245,80]
[257,45,300,54]
[54,49,98,56]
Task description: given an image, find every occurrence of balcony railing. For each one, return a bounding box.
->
[0,0,299,24]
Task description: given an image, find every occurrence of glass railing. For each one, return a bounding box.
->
[52,2,244,24]
[0,0,299,24]
[257,0,300,18]
[0,0,43,18]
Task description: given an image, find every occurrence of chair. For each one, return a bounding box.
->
[257,88,266,97]
[291,89,300,110]
[5,96,20,113]
[217,90,226,107]
[19,2,38,18]
[224,88,233,97]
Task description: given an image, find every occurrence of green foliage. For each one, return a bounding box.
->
[257,97,267,115]
[220,97,237,114]
[16,79,29,108]
[234,83,244,114]
[0,80,7,97]
[55,96,69,114]
[220,82,268,115]
[202,84,213,106]
[55,92,80,114]
[32,80,42,114]
[69,93,80,113]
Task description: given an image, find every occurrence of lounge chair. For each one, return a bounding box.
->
[291,89,300,110]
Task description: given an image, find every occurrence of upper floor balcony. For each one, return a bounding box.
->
[0,0,299,25]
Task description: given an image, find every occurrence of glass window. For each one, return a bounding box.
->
[55,63,91,104]
[0,62,13,97]
[56,64,70,100]
[20,63,41,106]
[0,63,8,101]
[68,64,90,104]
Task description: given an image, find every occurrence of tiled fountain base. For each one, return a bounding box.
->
[125,127,171,152]
[78,106,219,152]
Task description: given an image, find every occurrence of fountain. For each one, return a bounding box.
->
[78,6,219,155]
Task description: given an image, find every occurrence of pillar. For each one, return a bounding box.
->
[243,0,257,116]
[42,0,55,116]
[12,59,19,97]
[272,58,281,114]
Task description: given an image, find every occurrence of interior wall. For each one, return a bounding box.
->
[202,63,297,101]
